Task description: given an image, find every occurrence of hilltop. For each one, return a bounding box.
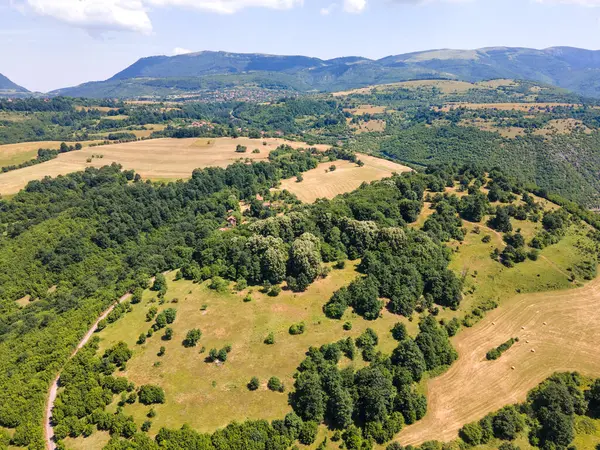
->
[0,73,28,95]
[50,47,600,99]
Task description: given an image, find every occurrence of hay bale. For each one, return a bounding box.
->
[531,349,536,353]
[511,366,516,370]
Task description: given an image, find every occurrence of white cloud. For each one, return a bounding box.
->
[320,3,337,14]
[13,0,304,34]
[343,0,366,12]
[21,0,153,34]
[173,47,193,55]
[147,0,303,14]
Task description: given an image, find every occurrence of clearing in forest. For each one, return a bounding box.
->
[276,154,412,203]
[0,137,326,195]
[73,263,409,447]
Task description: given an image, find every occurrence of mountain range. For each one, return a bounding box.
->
[0,73,28,95]
[8,46,600,99]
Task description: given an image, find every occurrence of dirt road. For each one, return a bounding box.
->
[44,292,131,450]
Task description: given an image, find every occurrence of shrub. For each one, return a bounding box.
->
[141,421,152,432]
[268,376,285,392]
[217,348,228,362]
[248,377,260,391]
[183,329,202,347]
[209,276,228,293]
[264,332,275,345]
[268,285,282,297]
[138,385,165,405]
[157,346,165,357]
[482,235,492,243]
[335,260,346,269]
[137,333,146,345]
[289,322,305,335]
[163,327,173,341]
[343,321,353,331]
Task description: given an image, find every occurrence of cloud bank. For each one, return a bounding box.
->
[12,0,599,34]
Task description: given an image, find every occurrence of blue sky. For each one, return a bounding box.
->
[1,0,600,92]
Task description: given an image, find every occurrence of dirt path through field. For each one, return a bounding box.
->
[44,292,132,450]
[397,276,600,446]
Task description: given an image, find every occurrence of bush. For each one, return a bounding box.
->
[268,285,282,297]
[141,420,152,432]
[138,385,165,405]
[268,376,285,392]
[163,327,173,341]
[209,276,229,293]
[248,377,260,391]
[343,321,353,331]
[482,235,492,243]
[217,348,228,362]
[157,346,165,357]
[183,328,202,347]
[289,322,305,335]
[264,332,275,345]
[137,333,147,345]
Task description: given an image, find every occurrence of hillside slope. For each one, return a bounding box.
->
[52,47,600,98]
[0,73,28,94]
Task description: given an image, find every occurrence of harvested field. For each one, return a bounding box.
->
[0,137,326,195]
[398,275,600,446]
[276,154,412,203]
[0,140,100,168]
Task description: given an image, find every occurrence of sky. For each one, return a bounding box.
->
[1,0,600,92]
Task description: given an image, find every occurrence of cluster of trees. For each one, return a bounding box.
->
[486,337,518,361]
[289,315,455,447]
[459,372,600,450]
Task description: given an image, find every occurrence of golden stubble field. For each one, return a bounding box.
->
[397,275,600,446]
[277,154,412,203]
[0,137,328,195]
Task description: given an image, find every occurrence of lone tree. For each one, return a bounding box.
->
[138,385,165,405]
[183,329,202,348]
[248,377,260,391]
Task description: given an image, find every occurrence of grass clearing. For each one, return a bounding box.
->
[0,137,326,196]
[276,154,412,203]
[89,263,412,439]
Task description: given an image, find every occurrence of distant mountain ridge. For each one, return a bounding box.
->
[51,47,600,98]
[0,73,28,94]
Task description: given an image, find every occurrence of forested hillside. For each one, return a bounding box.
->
[51,47,600,99]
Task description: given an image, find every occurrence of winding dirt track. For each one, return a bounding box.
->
[44,292,131,450]
[398,277,600,446]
